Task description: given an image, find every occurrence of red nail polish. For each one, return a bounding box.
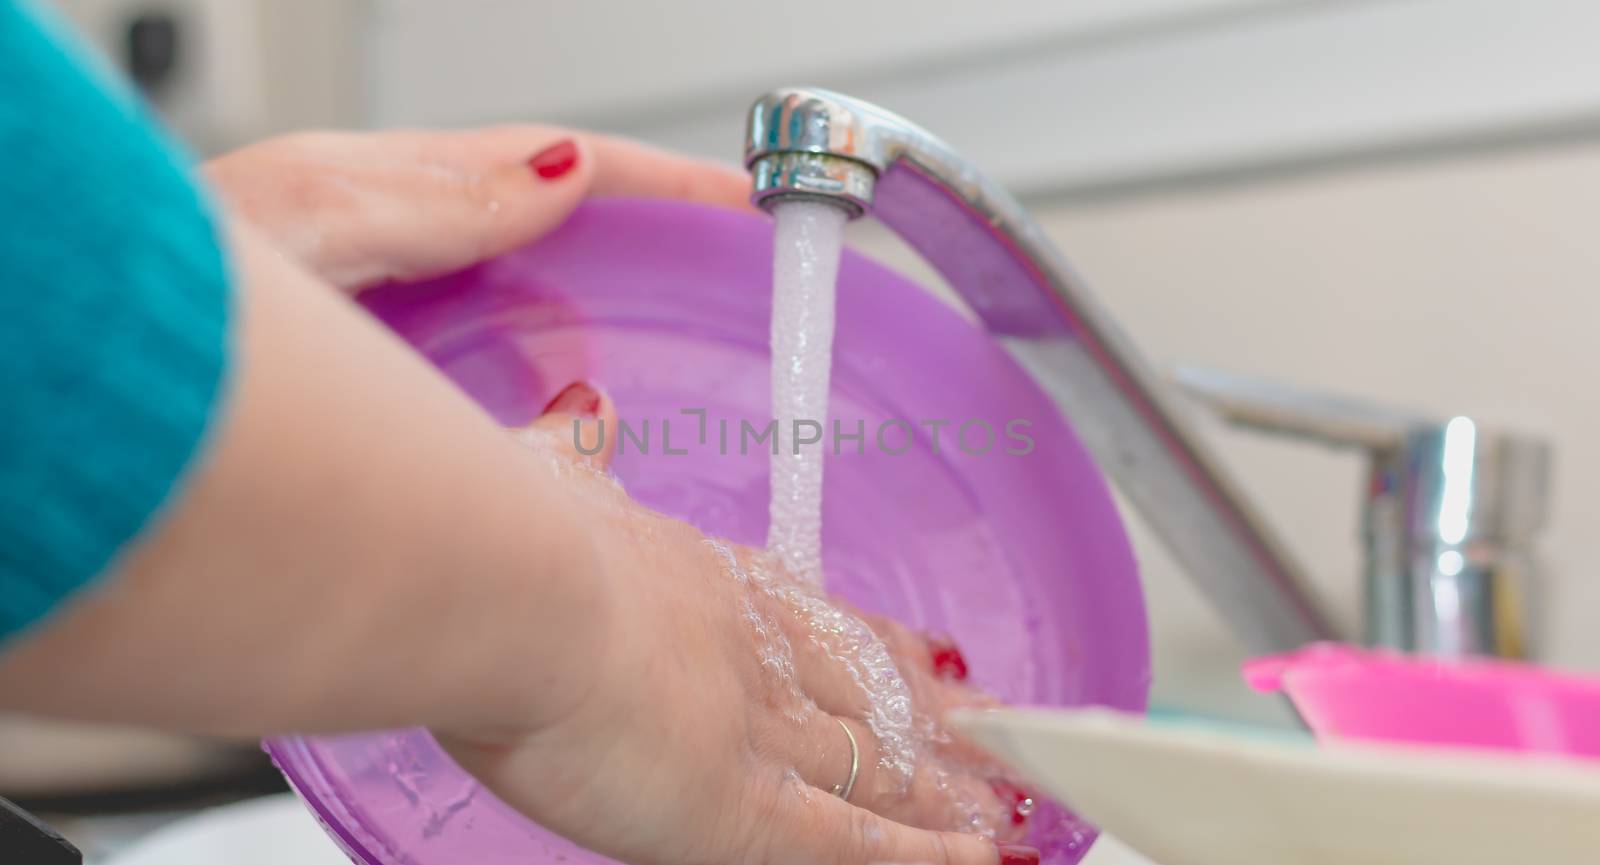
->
[528,140,579,179]
[998,844,1041,865]
[543,381,601,417]
[991,779,1036,826]
[928,634,969,681]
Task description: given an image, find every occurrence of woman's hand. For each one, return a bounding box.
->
[439,387,1036,865]
[203,127,750,292]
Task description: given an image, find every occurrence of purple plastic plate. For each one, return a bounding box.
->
[265,199,1148,864]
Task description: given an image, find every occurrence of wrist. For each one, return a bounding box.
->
[428,473,619,742]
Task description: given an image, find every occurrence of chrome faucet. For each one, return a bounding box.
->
[743,87,1552,658]
[1174,367,1551,658]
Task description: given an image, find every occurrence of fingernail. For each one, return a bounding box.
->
[528,139,579,179]
[990,779,1036,826]
[927,634,969,681]
[542,381,601,417]
[997,844,1041,865]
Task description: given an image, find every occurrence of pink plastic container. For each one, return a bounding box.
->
[1245,643,1600,759]
[264,199,1151,865]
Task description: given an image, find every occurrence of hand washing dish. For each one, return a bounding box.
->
[1245,643,1600,759]
[957,707,1600,865]
[263,199,1150,865]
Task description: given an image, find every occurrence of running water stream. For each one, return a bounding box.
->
[758,200,1014,835]
[766,200,848,585]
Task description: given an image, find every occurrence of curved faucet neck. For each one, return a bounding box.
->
[744,86,1338,654]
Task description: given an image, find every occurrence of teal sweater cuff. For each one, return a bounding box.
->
[0,1,232,641]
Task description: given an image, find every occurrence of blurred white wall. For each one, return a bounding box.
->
[366,0,1600,198]
[52,0,362,151]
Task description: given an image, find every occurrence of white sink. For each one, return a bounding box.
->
[101,795,346,865]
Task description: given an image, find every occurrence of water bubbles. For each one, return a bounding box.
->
[757,552,918,788]
[782,767,814,805]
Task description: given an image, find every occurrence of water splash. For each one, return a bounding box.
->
[709,541,919,789]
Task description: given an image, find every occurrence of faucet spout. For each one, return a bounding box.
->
[745,87,1339,653]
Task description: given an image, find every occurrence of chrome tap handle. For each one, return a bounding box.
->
[1175,365,1553,658]
[1173,366,1421,451]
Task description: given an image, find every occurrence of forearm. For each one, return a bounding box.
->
[0,221,608,738]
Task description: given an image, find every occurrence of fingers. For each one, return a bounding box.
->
[392,126,750,211]
[336,126,595,290]
[206,128,588,290]
[786,623,873,719]
[511,380,616,469]
[584,133,752,211]
[786,606,995,757]
[380,130,749,283]
[770,602,1022,836]
[790,712,878,804]
[767,786,1004,865]
[857,615,1002,723]
[859,614,971,685]
[206,126,751,293]
[784,705,1017,843]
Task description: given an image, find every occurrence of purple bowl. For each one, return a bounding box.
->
[265,198,1149,864]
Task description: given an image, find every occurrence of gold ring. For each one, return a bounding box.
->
[828,717,860,801]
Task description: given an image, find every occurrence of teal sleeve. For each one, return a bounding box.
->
[0,2,231,642]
